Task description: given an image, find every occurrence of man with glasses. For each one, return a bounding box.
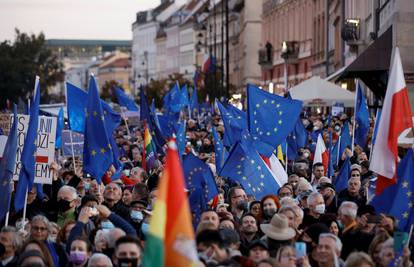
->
[338,168,367,207]
[227,186,248,222]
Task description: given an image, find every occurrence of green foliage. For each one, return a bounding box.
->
[101,80,121,102]
[0,29,64,109]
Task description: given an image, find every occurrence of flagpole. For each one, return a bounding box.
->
[351,79,358,153]
[336,135,341,165]
[120,107,131,137]
[285,140,288,172]
[69,131,77,175]
[21,189,29,225]
[369,108,379,160]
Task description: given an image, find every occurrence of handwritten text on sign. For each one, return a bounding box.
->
[10,115,57,184]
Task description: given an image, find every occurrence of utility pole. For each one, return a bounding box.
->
[225,0,230,98]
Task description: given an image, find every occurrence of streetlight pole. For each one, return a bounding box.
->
[282,41,288,92]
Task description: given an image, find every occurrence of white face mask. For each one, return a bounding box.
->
[314,204,325,214]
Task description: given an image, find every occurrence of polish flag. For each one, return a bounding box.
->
[260,154,287,187]
[370,47,413,195]
[314,134,329,172]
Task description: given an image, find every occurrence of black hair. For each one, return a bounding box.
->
[196,229,224,248]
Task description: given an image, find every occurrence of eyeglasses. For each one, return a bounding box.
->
[351,174,360,177]
[32,226,48,232]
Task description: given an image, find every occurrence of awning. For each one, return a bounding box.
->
[339,26,393,99]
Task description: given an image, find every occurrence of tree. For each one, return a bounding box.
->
[101,80,121,102]
[0,29,64,109]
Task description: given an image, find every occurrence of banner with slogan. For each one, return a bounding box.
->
[62,130,84,158]
[0,114,57,184]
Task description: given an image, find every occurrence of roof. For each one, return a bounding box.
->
[289,76,356,107]
[46,39,131,47]
[100,57,130,69]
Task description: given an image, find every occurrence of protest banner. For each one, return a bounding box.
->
[62,130,84,157]
[8,115,57,184]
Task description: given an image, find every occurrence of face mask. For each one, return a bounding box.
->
[236,200,248,211]
[141,222,149,236]
[314,204,325,214]
[84,182,90,191]
[117,257,138,267]
[130,210,143,222]
[123,169,131,176]
[196,140,202,147]
[101,220,115,230]
[303,152,310,158]
[264,208,277,218]
[70,251,87,265]
[58,199,72,213]
[313,126,319,131]
[334,125,341,132]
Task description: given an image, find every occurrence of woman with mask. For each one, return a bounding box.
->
[69,237,92,267]
[260,195,281,223]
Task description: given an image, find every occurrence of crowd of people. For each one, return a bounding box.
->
[0,106,413,267]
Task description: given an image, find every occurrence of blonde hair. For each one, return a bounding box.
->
[345,252,375,267]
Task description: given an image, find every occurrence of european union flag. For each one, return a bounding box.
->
[55,107,64,149]
[286,118,308,161]
[371,149,414,232]
[219,136,280,199]
[212,127,228,171]
[163,82,180,111]
[183,153,219,227]
[114,87,139,112]
[176,120,186,157]
[139,86,165,153]
[354,83,370,148]
[0,104,18,221]
[334,156,350,193]
[217,101,246,147]
[339,121,351,158]
[66,82,121,134]
[150,99,160,129]
[190,87,199,115]
[83,76,114,183]
[247,84,302,154]
[14,78,40,212]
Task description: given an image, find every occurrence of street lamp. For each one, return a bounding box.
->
[281,41,288,92]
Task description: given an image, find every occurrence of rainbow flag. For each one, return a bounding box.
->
[143,123,157,172]
[143,140,199,267]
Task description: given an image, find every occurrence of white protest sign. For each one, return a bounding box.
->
[11,115,57,184]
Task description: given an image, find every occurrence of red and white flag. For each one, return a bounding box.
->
[370,47,413,194]
[314,134,329,171]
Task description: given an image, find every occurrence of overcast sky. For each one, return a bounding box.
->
[0,0,160,41]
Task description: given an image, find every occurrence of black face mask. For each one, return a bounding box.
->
[102,247,114,259]
[237,200,248,211]
[58,199,72,213]
[117,257,138,267]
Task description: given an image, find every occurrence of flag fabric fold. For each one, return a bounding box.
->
[114,87,139,112]
[370,47,413,194]
[354,83,370,148]
[143,140,199,267]
[14,78,40,212]
[334,157,351,193]
[313,134,329,171]
[0,104,18,220]
[55,107,64,149]
[247,84,302,155]
[82,76,114,183]
[212,127,228,171]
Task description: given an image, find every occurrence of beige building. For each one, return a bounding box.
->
[97,52,132,92]
[260,0,313,93]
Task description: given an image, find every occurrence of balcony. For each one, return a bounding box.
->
[258,49,273,70]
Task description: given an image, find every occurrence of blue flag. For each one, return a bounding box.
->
[247,84,302,154]
[83,76,114,183]
[327,130,335,178]
[219,136,280,199]
[339,121,352,159]
[354,83,370,148]
[371,109,382,146]
[334,157,351,193]
[0,104,18,220]
[163,82,180,111]
[212,127,228,172]
[114,87,139,112]
[217,101,247,147]
[66,82,121,134]
[286,118,308,161]
[150,99,160,129]
[14,78,40,212]
[176,120,186,157]
[183,153,219,228]
[190,87,199,115]
[55,107,64,149]
[371,149,414,232]
[139,86,165,153]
